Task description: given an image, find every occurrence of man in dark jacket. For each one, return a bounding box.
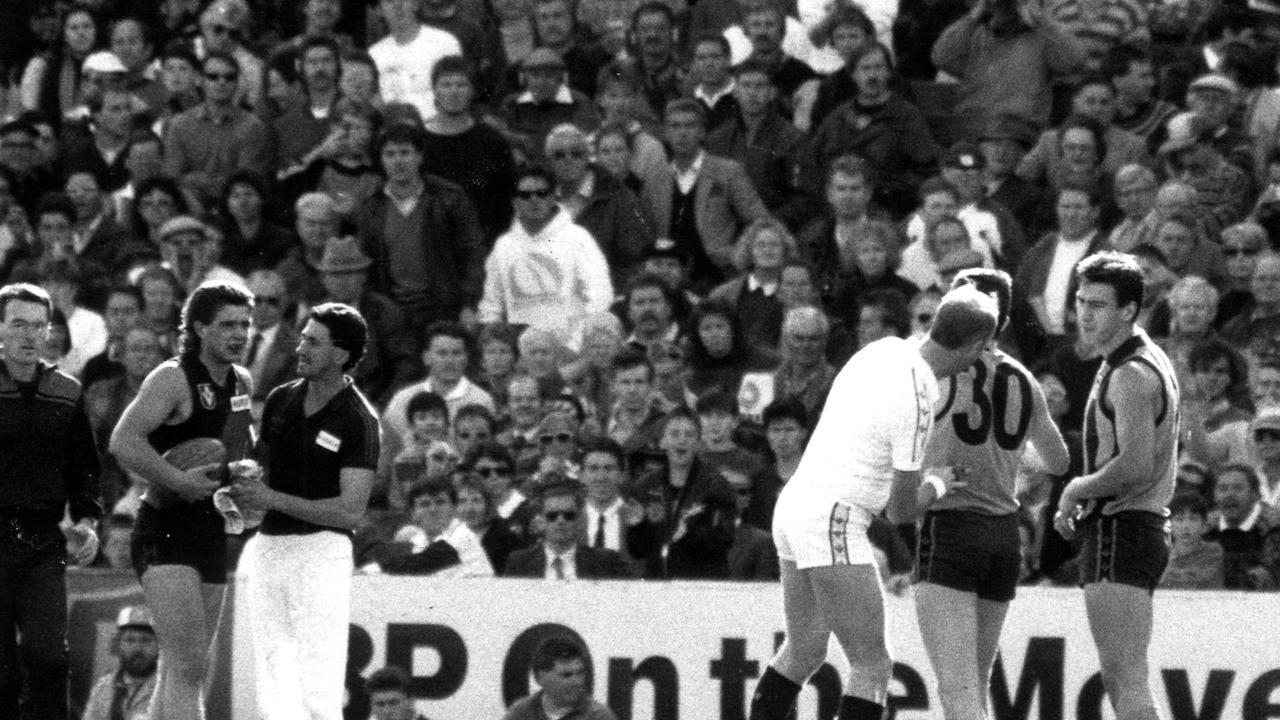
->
[357,124,486,341]
[0,283,102,720]
[503,477,634,579]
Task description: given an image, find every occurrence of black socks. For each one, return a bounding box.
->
[749,666,803,720]
[836,695,885,720]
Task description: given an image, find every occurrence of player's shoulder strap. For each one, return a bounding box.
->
[1098,333,1169,426]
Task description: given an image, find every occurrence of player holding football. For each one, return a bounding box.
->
[749,286,999,720]
[914,269,1069,720]
[111,282,255,720]
[1055,252,1180,720]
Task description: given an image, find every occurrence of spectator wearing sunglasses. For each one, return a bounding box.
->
[479,164,613,352]
[162,51,269,206]
[469,441,536,542]
[1216,222,1266,329]
[503,476,633,579]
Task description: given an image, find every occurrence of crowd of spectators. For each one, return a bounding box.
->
[5,0,1280,593]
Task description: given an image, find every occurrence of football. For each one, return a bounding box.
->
[162,437,227,470]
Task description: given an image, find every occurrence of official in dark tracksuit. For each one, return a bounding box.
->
[0,283,102,720]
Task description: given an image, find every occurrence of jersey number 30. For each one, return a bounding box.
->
[953,362,1032,451]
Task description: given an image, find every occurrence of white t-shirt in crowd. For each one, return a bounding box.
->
[369,25,463,121]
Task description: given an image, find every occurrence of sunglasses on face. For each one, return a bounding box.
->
[549,149,587,160]
[205,71,238,82]
[514,188,552,200]
[1256,429,1280,442]
[474,466,511,478]
[539,433,574,445]
[544,510,578,522]
[1223,246,1261,257]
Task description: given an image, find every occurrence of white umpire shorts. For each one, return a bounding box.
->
[772,486,877,569]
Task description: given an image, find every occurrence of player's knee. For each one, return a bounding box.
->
[777,638,828,676]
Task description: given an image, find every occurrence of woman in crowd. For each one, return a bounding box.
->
[128,177,190,248]
[1182,339,1254,472]
[213,170,294,276]
[19,3,103,124]
[685,299,777,398]
[708,218,797,348]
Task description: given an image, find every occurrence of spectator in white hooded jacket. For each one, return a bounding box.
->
[479,165,614,350]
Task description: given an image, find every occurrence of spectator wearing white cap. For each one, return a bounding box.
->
[1185,72,1254,176]
[1250,407,1280,507]
[82,606,159,720]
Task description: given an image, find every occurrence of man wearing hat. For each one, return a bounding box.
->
[82,606,159,720]
[1159,111,1253,237]
[498,47,601,162]
[368,0,463,122]
[157,215,245,294]
[318,235,416,406]
[980,115,1043,236]
[1185,73,1254,175]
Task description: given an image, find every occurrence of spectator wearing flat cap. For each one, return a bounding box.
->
[980,114,1046,238]
[317,235,417,406]
[156,215,244,294]
[1159,112,1254,238]
[1185,72,1255,178]
[498,48,601,163]
[82,606,159,720]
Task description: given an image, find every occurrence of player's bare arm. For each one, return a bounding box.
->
[109,362,218,501]
[1056,363,1158,533]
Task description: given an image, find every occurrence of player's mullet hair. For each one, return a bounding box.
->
[178,282,253,359]
[1075,250,1145,313]
[928,285,998,350]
